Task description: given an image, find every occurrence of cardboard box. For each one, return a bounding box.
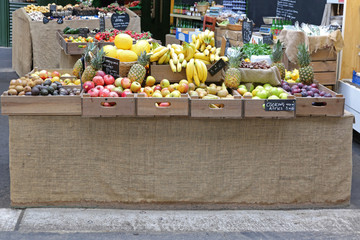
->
[229,39,243,47]
[166,34,181,45]
[176,28,201,43]
[227,30,242,41]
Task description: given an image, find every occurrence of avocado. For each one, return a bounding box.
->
[40,89,49,96]
[31,87,40,96]
[43,80,52,86]
[47,86,55,94]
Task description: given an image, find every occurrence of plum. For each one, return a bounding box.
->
[319,91,326,96]
[298,83,304,89]
[311,83,317,88]
[301,92,308,97]
[307,91,314,97]
[314,93,320,97]
[324,93,332,98]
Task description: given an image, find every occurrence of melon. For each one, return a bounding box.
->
[102,45,117,58]
[118,50,138,62]
[114,33,133,50]
[131,40,151,56]
[115,49,123,60]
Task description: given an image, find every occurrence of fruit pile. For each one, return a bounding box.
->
[30,70,81,86]
[189,83,235,100]
[236,83,289,100]
[65,36,94,43]
[139,79,189,99]
[281,81,332,98]
[94,30,152,42]
[98,3,126,14]
[284,69,300,83]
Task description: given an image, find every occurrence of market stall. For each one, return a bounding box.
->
[12,7,140,76]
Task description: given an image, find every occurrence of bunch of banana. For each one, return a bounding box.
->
[186,59,208,86]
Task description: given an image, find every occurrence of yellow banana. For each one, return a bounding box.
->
[210,53,215,62]
[194,52,210,61]
[220,56,229,62]
[170,47,175,55]
[216,48,221,55]
[211,47,216,54]
[158,49,169,64]
[214,54,220,61]
[206,45,212,50]
[172,44,180,49]
[169,59,177,73]
[210,38,215,47]
[194,59,203,82]
[198,33,204,43]
[172,53,178,64]
[174,48,183,55]
[164,51,171,64]
[209,31,214,39]
[198,59,211,65]
[195,39,201,50]
[177,62,182,72]
[167,44,171,48]
[200,60,207,83]
[150,47,168,62]
[190,43,196,50]
[178,53,184,63]
[152,46,165,54]
[186,59,195,83]
[200,43,206,52]
[192,34,197,43]
[185,45,194,62]
[204,49,210,56]
[182,59,187,68]
[193,68,200,86]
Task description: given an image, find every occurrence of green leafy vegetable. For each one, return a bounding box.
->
[235,43,272,59]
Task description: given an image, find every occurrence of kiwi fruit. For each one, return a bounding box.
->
[28,81,35,87]
[15,85,24,93]
[8,89,17,95]
[18,91,25,96]
[24,86,32,92]
[3,91,8,96]
[15,79,22,86]
[21,80,28,87]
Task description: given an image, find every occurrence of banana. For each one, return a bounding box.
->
[172,53,178,64]
[150,47,168,62]
[200,60,208,83]
[204,49,210,56]
[195,59,203,82]
[186,59,195,83]
[198,33,204,43]
[216,48,221,55]
[174,48,183,55]
[200,43,206,52]
[209,31,214,39]
[210,38,215,47]
[206,45,212,50]
[182,59,187,68]
[198,59,211,65]
[158,49,169,64]
[195,39,201,50]
[193,68,200,86]
[210,53,215,63]
[177,62,182,72]
[192,34,197,43]
[214,54,220,61]
[190,43,196,50]
[170,47,175,55]
[164,51,171,64]
[185,45,194,62]
[178,53,184,63]
[152,46,165,54]
[194,52,210,61]
[169,59,177,73]
[167,44,171,49]
[220,56,229,62]
[211,47,216,54]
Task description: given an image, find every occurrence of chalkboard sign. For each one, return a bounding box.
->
[208,59,226,76]
[43,17,49,24]
[247,0,326,27]
[50,4,56,13]
[103,57,120,78]
[264,99,295,111]
[111,13,130,30]
[262,34,273,45]
[99,16,105,32]
[242,21,253,44]
[79,28,89,38]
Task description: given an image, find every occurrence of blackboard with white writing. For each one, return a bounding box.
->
[264,99,296,111]
[111,13,130,30]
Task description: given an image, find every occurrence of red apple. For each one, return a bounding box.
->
[144,86,153,97]
[159,102,170,107]
[145,76,156,86]
[154,85,161,91]
[103,102,111,107]
[88,88,99,97]
[109,92,119,97]
[104,75,115,85]
[96,70,106,78]
[112,87,123,96]
[121,89,132,97]
[93,76,104,86]
[177,82,189,93]
[99,88,111,97]
[39,70,48,80]
[83,81,95,93]
[130,82,141,93]
[168,85,175,92]
[121,78,131,89]
[161,88,170,97]
[105,84,115,91]
[95,85,104,91]
[114,78,123,87]
[51,71,60,78]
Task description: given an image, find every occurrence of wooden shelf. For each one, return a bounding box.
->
[170,13,202,21]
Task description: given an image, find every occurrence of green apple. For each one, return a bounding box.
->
[170,90,181,98]
[238,84,247,90]
[279,93,288,99]
[160,79,170,89]
[263,83,272,91]
[255,85,264,90]
[256,89,268,99]
[252,89,259,96]
[152,92,163,98]
[276,87,284,96]
[243,92,253,97]
[269,87,278,97]
[268,95,280,99]
[252,96,261,99]
[237,87,247,95]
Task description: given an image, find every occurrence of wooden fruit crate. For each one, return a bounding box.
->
[1,93,81,116]
[294,84,344,117]
[283,48,337,86]
[56,31,97,55]
[81,93,136,117]
[190,90,243,118]
[137,93,189,117]
[150,63,223,83]
[243,94,296,118]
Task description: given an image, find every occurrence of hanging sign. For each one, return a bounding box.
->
[111,13,130,30]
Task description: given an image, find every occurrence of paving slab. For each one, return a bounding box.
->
[19,208,360,233]
[0,208,21,231]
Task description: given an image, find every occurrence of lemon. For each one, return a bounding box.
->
[74,79,81,85]
[114,33,133,50]
[102,45,117,58]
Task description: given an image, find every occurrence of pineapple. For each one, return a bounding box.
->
[297,43,314,85]
[73,42,97,78]
[271,40,285,79]
[224,51,242,89]
[127,51,150,84]
[81,49,105,82]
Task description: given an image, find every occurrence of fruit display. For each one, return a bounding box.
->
[281,81,332,98]
[284,69,300,83]
[297,44,314,84]
[98,3,127,14]
[82,49,106,82]
[237,83,289,100]
[30,70,81,86]
[24,4,50,14]
[139,79,189,99]
[239,60,271,69]
[189,83,235,100]
[65,36,94,43]
[270,40,285,79]
[95,30,152,42]
[128,52,150,84]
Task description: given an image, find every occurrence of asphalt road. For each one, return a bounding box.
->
[0,47,360,211]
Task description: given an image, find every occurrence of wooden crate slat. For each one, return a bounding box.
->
[311,61,336,72]
[314,72,336,85]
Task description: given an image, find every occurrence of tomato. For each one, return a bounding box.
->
[95,33,101,41]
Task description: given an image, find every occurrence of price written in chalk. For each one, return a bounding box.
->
[208,59,226,76]
[103,57,120,78]
[264,99,296,111]
[242,20,253,44]
[111,13,130,30]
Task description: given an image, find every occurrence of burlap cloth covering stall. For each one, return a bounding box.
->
[9,114,353,209]
[12,8,140,76]
[278,30,344,64]
[239,67,281,86]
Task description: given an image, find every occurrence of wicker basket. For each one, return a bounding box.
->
[196,4,209,13]
[227,24,242,31]
[120,61,137,77]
